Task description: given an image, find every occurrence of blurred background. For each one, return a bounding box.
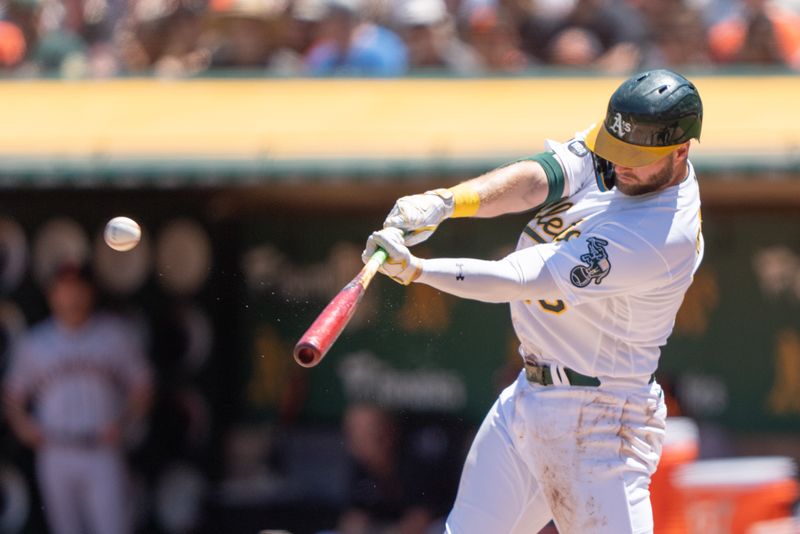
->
[0,0,799,533]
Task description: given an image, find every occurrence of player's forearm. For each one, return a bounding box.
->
[382,161,553,247]
[126,382,153,423]
[3,394,43,446]
[416,249,561,303]
[4,408,32,438]
[455,160,552,218]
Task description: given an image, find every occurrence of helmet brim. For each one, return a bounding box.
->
[585,121,684,168]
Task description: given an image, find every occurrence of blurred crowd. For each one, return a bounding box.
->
[0,0,799,78]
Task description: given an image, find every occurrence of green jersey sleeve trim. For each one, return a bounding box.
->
[529,152,565,205]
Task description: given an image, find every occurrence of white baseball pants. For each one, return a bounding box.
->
[446,370,666,534]
[36,446,131,534]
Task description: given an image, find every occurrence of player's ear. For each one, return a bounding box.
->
[673,142,691,163]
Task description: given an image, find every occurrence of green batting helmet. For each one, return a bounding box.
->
[585,69,703,167]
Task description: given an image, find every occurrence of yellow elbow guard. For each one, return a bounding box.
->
[449,183,480,218]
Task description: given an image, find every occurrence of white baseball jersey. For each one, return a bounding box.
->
[508,129,703,381]
[417,128,703,383]
[5,312,151,441]
[406,127,700,532]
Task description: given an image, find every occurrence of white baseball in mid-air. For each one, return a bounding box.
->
[104,217,141,252]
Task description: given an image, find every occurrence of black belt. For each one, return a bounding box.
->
[524,360,601,387]
[523,360,656,387]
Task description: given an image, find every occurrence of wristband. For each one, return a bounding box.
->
[448,183,481,218]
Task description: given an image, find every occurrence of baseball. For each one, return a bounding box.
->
[104,217,141,252]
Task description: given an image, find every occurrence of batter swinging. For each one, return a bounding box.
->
[363,69,704,533]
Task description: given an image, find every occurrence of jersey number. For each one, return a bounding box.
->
[538,299,566,314]
[527,201,583,315]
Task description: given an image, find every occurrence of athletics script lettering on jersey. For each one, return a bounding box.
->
[522,200,583,245]
[523,200,585,314]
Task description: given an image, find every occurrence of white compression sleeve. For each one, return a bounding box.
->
[416,247,562,303]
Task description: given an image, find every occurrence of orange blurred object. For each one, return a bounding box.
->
[0,21,26,67]
[674,457,799,534]
[651,417,700,533]
[708,6,800,68]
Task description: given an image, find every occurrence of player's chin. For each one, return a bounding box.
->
[616,180,655,197]
[615,174,637,193]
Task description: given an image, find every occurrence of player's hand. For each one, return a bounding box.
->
[98,422,123,446]
[18,420,45,449]
[383,189,454,246]
[363,228,422,285]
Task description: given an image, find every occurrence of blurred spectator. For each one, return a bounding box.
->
[269,0,326,74]
[202,0,286,71]
[79,0,128,78]
[335,403,442,534]
[547,25,602,67]
[2,0,87,77]
[305,0,408,76]
[3,0,38,53]
[638,0,712,68]
[546,0,646,72]
[462,5,528,72]
[392,0,481,74]
[708,0,800,69]
[33,25,88,75]
[115,0,209,77]
[360,0,393,26]
[514,0,577,63]
[2,264,153,534]
[0,0,125,78]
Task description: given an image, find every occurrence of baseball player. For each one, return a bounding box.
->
[2,264,153,534]
[363,69,704,533]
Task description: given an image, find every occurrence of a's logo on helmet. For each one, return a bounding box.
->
[608,112,632,138]
[570,237,611,288]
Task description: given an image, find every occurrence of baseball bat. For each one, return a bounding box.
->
[293,248,387,368]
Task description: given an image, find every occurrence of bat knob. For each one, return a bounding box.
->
[293,343,321,368]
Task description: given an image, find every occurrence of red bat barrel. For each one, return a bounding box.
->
[293,249,387,367]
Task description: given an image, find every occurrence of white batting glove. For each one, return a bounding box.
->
[383,189,454,246]
[362,227,423,285]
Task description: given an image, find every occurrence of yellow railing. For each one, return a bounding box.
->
[1,77,797,161]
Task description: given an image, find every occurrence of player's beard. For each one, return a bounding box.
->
[615,156,676,196]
